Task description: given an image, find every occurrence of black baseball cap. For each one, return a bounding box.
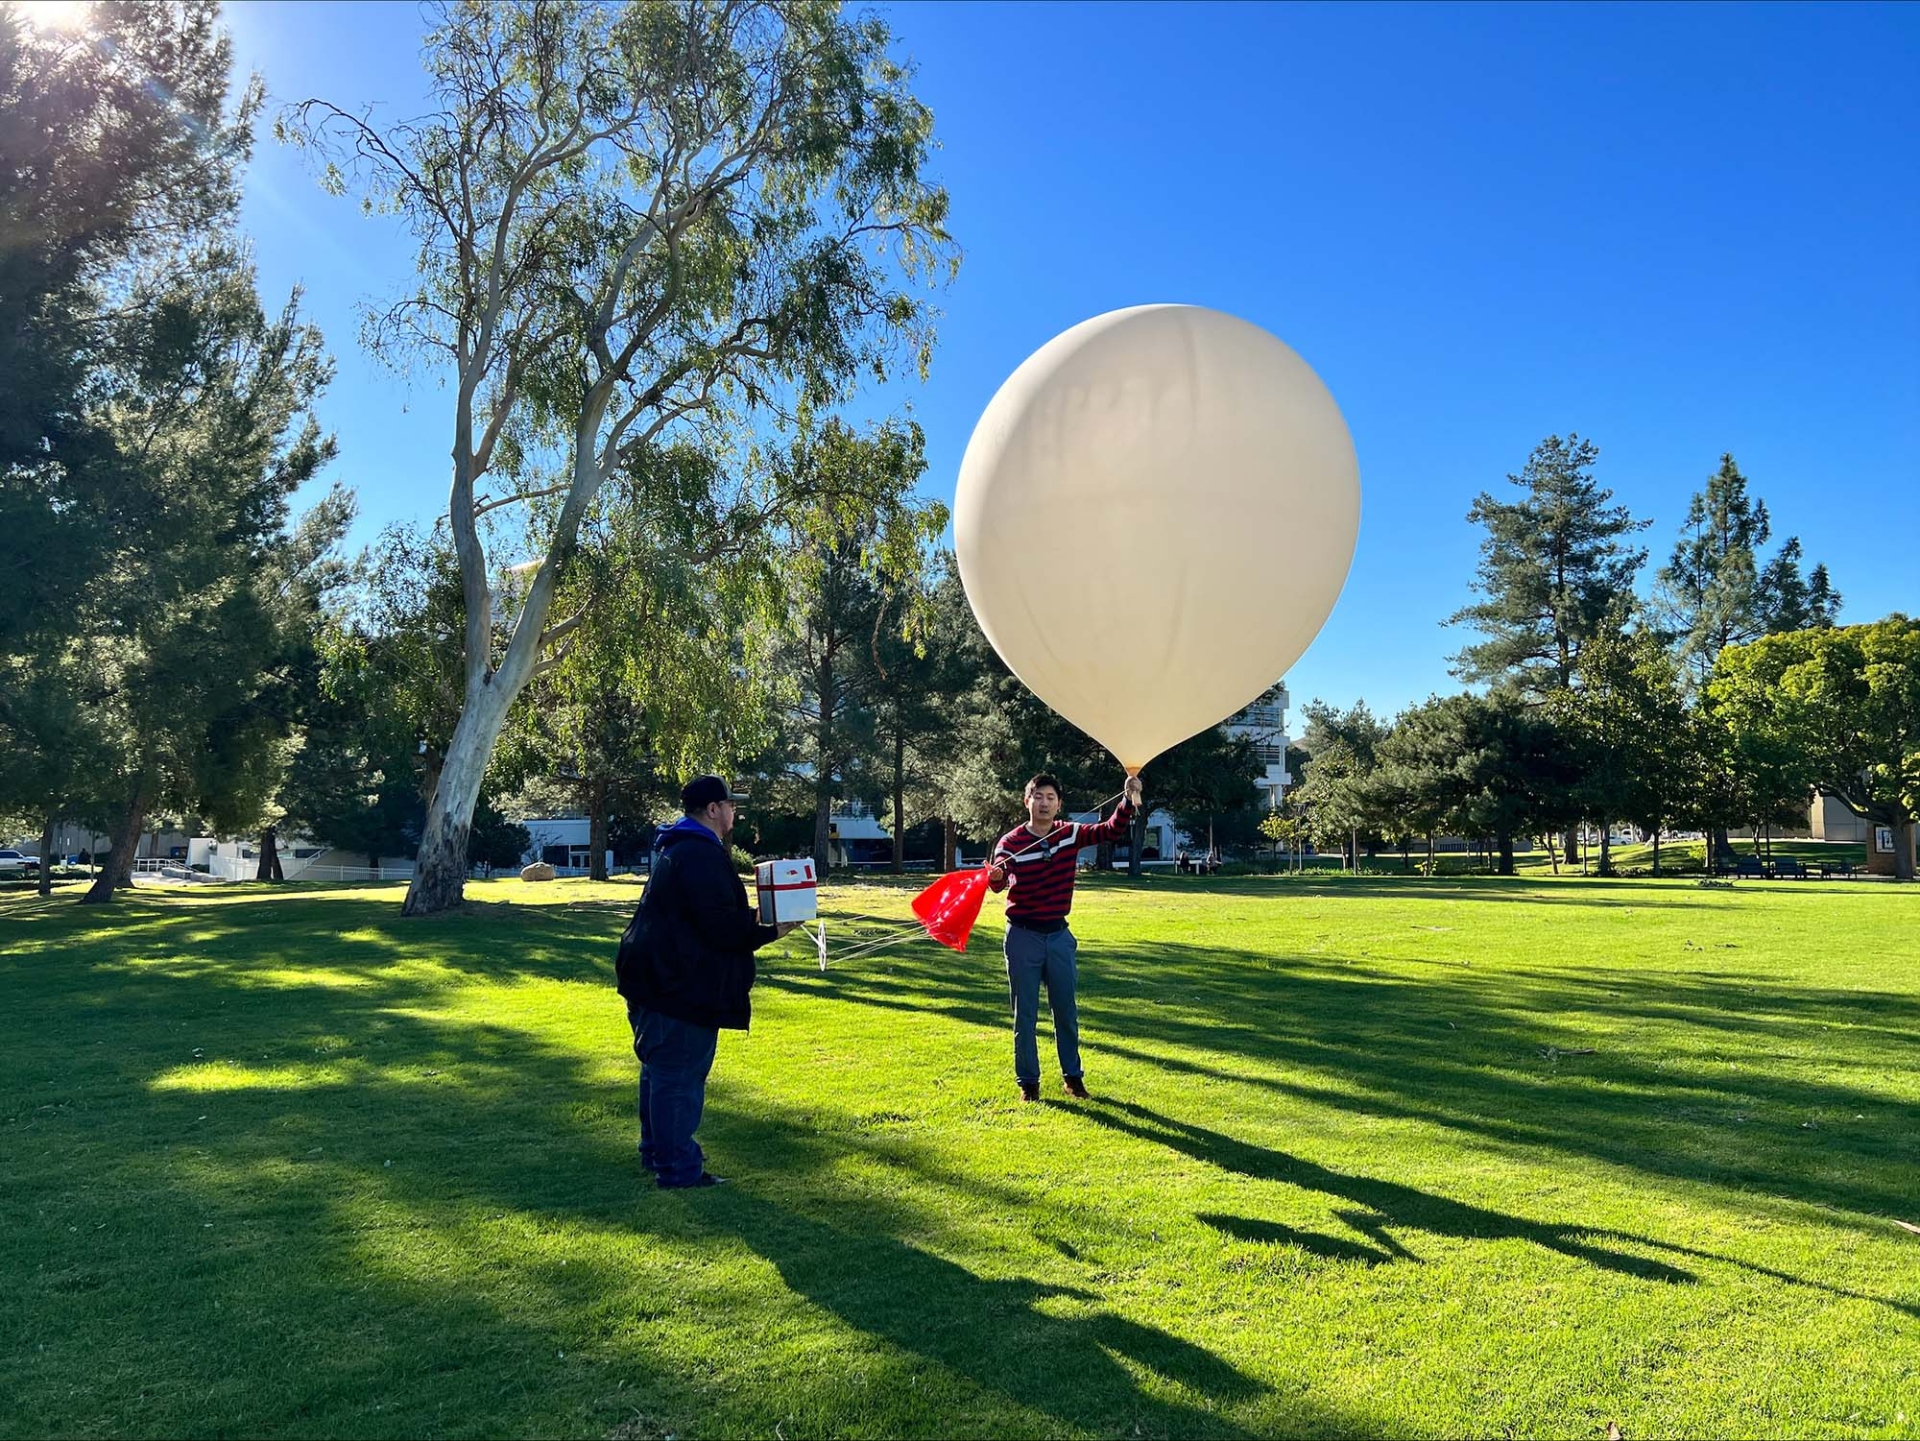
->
[681,775,748,811]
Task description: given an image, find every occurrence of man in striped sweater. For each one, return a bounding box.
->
[987,771,1144,1102]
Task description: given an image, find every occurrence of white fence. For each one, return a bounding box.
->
[284,863,415,884]
[132,857,219,885]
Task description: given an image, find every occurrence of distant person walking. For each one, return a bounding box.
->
[987,772,1142,1102]
[615,776,796,1189]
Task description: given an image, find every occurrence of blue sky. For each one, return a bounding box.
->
[227,1,1919,721]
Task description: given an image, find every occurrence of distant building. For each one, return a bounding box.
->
[1807,791,1870,844]
[1223,683,1292,810]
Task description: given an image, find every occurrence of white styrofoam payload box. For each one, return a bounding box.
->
[755,858,818,923]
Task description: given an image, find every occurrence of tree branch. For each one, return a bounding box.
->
[472,480,567,518]
[539,607,588,650]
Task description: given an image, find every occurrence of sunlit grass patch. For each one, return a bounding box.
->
[3,873,1918,1438]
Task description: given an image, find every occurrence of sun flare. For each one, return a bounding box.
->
[17,0,93,31]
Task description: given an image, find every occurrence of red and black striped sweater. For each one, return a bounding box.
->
[987,798,1136,927]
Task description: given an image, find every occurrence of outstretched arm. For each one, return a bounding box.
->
[1077,775,1144,845]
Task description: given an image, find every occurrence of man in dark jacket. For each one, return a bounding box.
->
[615,776,796,1189]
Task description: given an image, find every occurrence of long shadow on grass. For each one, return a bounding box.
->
[766,927,1920,1228]
[738,1215,1264,1438]
[1074,1099,1695,1284]
[10,887,1917,1429]
[1199,1214,1407,1267]
[1,893,1299,1438]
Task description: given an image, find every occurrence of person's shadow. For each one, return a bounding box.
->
[710,1190,1287,1438]
[1070,1098,1697,1284]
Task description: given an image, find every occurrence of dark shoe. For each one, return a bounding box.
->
[1062,1075,1090,1099]
[659,1171,727,1189]
[1019,1081,1040,1103]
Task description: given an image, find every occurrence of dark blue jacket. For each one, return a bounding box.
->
[615,818,777,1030]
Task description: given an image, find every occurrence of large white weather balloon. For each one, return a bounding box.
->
[954,304,1361,772]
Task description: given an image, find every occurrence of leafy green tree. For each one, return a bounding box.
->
[1560,623,1699,874]
[1367,723,1451,875]
[1457,694,1575,876]
[279,526,471,870]
[1257,807,1302,871]
[1300,700,1388,770]
[1372,693,1574,876]
[497,444,785,878]
[1706,617,1920,880]
[288,0,955,914]
[1759,539,1842,635]
[1291,740,1369,870]
[1448,434,1648,864]
[280,676,425,870]
[78,251,341,903]
[466,794,531,875]
[1147,728,1265,874]
[0,1,258,661]
[1295,700,1388,865]
[766,421,947,871]
[0,1,334,895]
[0,646,113,895]
[859,557,977,873]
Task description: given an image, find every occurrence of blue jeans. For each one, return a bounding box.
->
[1004,923,1081,1085]
[627,1005,719,1188]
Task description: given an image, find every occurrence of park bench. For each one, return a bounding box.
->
[1819,860,1855,879]
[1732,857,1767,879]
[1772,856,1809,880]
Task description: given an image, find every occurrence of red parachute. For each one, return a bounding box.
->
[910,866,993,952]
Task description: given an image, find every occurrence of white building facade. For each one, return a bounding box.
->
[1223,682,1292,811]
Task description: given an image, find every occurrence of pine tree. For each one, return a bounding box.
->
[1448,434,1647,865]
[1654,453,1842,683]
[78,255,341,903]
[1449,435,1649,697]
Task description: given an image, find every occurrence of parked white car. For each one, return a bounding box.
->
[0,849,41,876]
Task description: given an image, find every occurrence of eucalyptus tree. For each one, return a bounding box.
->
[288,0,954,913]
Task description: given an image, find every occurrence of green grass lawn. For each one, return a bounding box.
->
[4,872,1918,1439]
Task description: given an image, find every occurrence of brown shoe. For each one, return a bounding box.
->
[1062,1076,1090,1099]
[1019,1081,1040,1103]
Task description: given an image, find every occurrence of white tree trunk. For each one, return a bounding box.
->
[404,394,607,915]
[402,677,515,915]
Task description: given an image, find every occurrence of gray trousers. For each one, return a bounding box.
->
[1004,922,1081,1084]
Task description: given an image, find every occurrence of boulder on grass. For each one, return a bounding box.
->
[520,862,556,882]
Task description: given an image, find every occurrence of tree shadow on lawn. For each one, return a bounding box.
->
[0,886,618,993]
[764,927,1920,1230]
[3,917,1299,1439]
[1072,1098,1694,1284]
[1091,1101,1918,1319]
[685,1104,1279,1438]
[1196,1213,1409,1268]
[13,889,1919,1420]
